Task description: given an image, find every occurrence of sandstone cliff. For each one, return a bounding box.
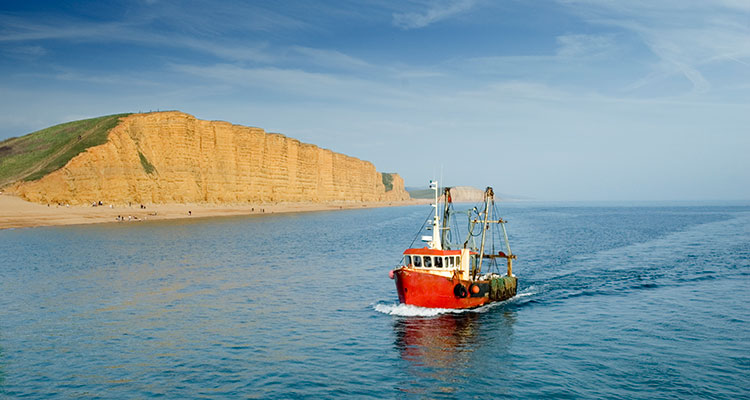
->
[11,112,410,205]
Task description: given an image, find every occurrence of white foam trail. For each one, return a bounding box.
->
[502,285,539,305]
[514,285,538,299]
[373,287,539,317]
[373,302,464,317]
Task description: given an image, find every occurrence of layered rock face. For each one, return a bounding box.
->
[13,112,410,205]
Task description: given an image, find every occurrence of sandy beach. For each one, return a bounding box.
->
[0,194,429,230]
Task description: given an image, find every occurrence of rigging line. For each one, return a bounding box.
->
[466,206,482,237]
[491,202,498,271]
[449,205,461,246]
[407,208,435,249]
[466,213,477,237]
[468,215,484,237]
[396,209,435,268]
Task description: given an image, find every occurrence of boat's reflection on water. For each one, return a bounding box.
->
[392,308,516,396]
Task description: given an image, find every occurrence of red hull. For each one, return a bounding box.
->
[394,268,489,309]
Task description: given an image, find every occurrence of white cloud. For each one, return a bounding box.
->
[289,46,372,71]
[0,15,130,42]
[169,63,418,107]
[558,0,750,94]
[1,45,47,60]
[392,0,477,29]
[454,80,571,103]
[556,34,616,58]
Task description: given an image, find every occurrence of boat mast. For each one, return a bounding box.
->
[474,187,493,279]
[429,180,442,250]
[500,217,514,277]
[440,187,452,249]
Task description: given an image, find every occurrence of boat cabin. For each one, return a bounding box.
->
[402,248,477,280]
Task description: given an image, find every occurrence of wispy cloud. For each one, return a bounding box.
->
[392,0,477,29]
[440,80,574,107]
[139,0,309,34]
[556,34,616,58]
[0,12,281,64]
[289,46,372,71]
[0,44,47,60]
[169,63,418,106]
[0,14,132,42]
[558,0,750,94]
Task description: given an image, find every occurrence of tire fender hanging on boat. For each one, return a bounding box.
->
[453,283,468,298]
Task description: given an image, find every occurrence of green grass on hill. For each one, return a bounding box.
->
[381,172,394,192]
[138,151,156,175]
[0,113,130,187]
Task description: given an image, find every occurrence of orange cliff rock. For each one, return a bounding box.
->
[11,112,410,205]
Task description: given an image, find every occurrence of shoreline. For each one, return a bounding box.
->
[0,194,430,230]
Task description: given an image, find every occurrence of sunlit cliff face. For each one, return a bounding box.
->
[12,111,410,205]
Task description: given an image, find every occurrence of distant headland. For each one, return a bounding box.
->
[0,111,417,229]
[0,111,410,205]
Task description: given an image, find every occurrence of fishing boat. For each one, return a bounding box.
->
[390,181,517,309]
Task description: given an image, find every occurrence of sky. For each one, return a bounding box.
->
[1,0,748,201]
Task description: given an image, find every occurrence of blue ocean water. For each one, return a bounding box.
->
[0,203,748,399]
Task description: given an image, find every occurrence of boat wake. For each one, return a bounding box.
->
[510,285,539,304]
[373,286,539,317]
[373,302,469,317]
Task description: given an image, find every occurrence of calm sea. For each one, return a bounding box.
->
[1,202,748,399]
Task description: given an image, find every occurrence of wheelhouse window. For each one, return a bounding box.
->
[448,256,455,268]
[413,256,422,267]
[434,256,443,268]
[404,255,411,266]
[423,256,432,268]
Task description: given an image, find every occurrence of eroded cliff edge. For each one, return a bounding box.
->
[11,111,410,205]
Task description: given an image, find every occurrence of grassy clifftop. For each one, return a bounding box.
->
[0,113,130,187]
